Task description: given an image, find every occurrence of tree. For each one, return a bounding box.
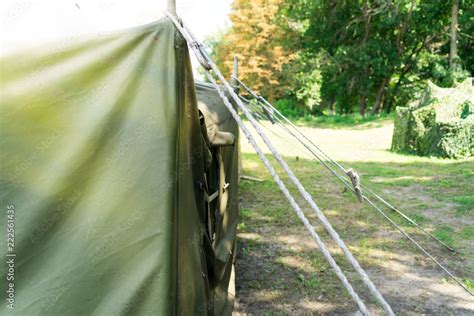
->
[457,0,473,75]
[210,0,296,101]
[450,0,459,70]
[210,0,472,116]
[282,0,455,115]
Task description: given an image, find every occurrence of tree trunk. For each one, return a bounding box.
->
[383,98,391,114]
[359,95,366,116]
[328,98,335,115]
[450,0,459,69]
[321,98,327,111]
[370,78,388,115]
[383,95,392,113]
[385,65,411,112]
[338,105,344,115]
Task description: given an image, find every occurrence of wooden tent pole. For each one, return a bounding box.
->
[231,56,239,93]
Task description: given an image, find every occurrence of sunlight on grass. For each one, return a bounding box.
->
[237,120,474,314]
[464,278,474,291]
[240,119,474,164]
[433,226,456,247]
[452,196,474,205]
[295,113,394,130]
[370,175,435,183]
[460,227,474,240]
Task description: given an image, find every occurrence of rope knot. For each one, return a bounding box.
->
[346,168,363,203]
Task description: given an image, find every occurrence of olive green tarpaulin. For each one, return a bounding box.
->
[0,17,239,315]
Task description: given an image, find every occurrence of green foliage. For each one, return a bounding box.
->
[274,98,311,118]
[292,61,322,109]
[273,52,322,107]
[464,278,474,292]
[391,79,474,158]
[210,0,473,117]
[457,2,474,77]
[283,0,474,115]
[420,52,470,87]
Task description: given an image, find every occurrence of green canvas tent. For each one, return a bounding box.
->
[0,17,239,315]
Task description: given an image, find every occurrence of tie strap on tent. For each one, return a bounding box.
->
[167,14,212,71]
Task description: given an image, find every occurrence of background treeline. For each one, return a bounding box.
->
[208,0,473,117]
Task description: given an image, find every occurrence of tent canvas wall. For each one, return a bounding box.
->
[0,17,239,315]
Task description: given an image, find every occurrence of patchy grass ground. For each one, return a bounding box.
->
[234,119,474,315]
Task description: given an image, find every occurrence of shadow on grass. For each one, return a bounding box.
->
[382,147,474,161]
[234,231,474,315]
[235,154,474,314]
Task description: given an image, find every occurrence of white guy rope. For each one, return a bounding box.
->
[164,12,395,315]
[205,71,370,316]
[247,86,456,252]
[235,79,473,296]
[216,78,395,315]
[164,12,371,315]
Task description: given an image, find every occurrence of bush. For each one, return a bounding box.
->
[391,79,473,158]
[274,98,315,118]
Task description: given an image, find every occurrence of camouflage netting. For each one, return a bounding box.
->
[391,78,474,158]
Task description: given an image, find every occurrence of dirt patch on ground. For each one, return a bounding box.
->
[385,184,474,227]
[233,204,474,314]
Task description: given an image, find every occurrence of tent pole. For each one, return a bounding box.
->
[167,0,176,15]
[232,56,238,78]
[231,56,239,93]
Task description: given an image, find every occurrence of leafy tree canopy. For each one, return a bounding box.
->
[209,0,473,116]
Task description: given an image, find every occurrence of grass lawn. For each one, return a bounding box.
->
[234,118,474,314]
[295,112,394,129]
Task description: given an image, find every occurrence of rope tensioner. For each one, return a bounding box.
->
[234,74,364,203]
[346,168,363,202]
[172,17,212,70]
